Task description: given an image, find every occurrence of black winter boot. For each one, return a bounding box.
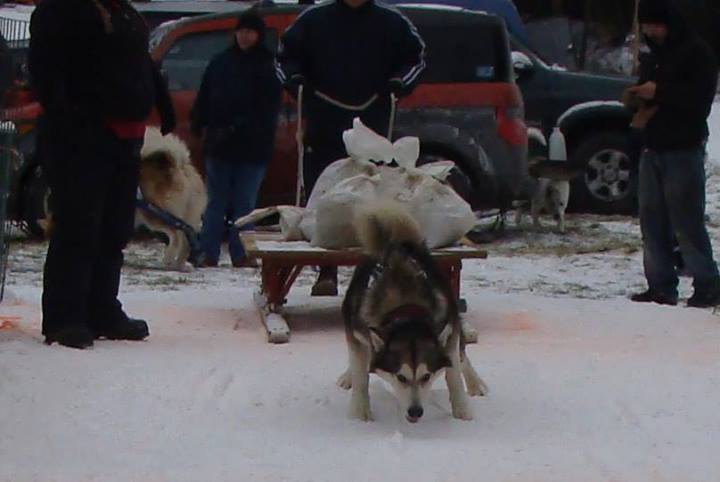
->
[687,284,720,308]
[44,324,95,349]
[94,317,149,341]
[630,289,678,306]
[311,266,338,296]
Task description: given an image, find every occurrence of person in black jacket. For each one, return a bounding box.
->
[626,0,720,308]
[276,0,425,295]
[191,10,281,268]
[29,0,176,349]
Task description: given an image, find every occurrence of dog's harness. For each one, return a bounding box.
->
[135,190,202,265]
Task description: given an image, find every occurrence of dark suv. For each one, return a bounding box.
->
[511,43,636,214]
[7,2,529,235]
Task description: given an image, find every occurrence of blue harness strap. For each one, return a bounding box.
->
[135,196,203,265]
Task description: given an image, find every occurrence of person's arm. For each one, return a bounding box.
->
[151,59,176,135]
[251,58,283,141]
[387,11,426,96]
[190,65,212,137]
[275,13,310,96]
[28,0,69,115]
[653,43,718,117]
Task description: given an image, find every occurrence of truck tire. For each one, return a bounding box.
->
[569,131,638,215]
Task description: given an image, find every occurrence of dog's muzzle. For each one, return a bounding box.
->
[406,405,424,423]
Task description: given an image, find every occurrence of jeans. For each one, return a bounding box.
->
[200,157,266,263]
[638,147,720,295]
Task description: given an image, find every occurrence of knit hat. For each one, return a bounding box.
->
[236,10,266,34]
[638,0,673,25]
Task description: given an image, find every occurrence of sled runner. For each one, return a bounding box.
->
[240,232,487,344]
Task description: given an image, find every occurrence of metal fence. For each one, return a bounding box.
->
[0,14,26,301]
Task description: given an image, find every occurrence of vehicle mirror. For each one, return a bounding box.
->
[511,51,533,78]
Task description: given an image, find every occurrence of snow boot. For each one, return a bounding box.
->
[630,289,678,306]
[94,317,149,341]
[311,266,338,296]
[687,284,720,308]
[44,324,95,349]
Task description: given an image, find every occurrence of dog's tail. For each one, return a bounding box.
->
[354,201,423,258]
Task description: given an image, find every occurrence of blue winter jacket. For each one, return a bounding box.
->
[191,44,282,164]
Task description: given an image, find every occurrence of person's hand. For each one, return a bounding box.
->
[161,117,175,136]
[288,73,306,88]
[628,81,657,101]
[386,78,404,97]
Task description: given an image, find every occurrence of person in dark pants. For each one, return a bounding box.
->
[627,0,720,308]
[192,10,281,268]
[29,0,176,349]
[276,0,425,295]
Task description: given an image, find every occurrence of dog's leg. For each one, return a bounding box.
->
[531,201,542,230]
[348,344,372,421]
[337,349,352,390]
[174,234,193,272]
[446,341,473,421]
[460,347,488,397]
[162,229,179,267]
[514,205,525,227]
[557,211,566,234]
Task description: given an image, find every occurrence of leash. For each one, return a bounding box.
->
[388,93,398,141]
[295,85,305,206]
[135,196,203,265]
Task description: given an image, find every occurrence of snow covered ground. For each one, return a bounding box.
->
[3,106,720,481]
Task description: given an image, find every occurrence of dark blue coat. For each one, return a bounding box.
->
[191,44,281,164]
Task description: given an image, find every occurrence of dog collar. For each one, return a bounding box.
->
[385,304,431,324]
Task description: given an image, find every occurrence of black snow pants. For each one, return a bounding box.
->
[39,117,141,336]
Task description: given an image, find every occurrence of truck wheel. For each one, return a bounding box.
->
[417,151,475,207]
[569,131,637,215]
[22,165,51,238]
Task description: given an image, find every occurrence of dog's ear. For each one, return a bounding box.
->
[368,327,385,352]
[370,348,398,374]
[437,324,453,347]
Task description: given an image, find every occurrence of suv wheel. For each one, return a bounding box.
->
[417,150,475,206]
[569,131,637,214]
[22,164,51,238]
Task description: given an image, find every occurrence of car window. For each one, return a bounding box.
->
[415,23,510,83]
[161,28,279,91]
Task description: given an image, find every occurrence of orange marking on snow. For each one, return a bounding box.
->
[504,312,535,332]
[0,316,21,330]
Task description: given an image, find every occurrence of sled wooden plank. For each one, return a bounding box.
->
[253,290,290,344]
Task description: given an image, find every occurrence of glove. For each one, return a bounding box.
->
[161,115,176,136]
[386,78,404,97]
[286,74,310,98]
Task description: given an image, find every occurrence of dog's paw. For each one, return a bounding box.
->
[451,403,474,421]
[180,261,194,273]
[466,376,489,397]
[348,400,373,421]
[336,369,352,390]
[460,321,478,344]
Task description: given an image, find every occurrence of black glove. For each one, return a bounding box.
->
[161,114,176,136]
[286,74,310,98]
[386,78,404,97]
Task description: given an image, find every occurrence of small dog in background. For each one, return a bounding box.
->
[516,157,580,233]
[136,127,207,271]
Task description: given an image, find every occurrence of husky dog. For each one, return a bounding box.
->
[338,202,488,423]
[136,127,207,271]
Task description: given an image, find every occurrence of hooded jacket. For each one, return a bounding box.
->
[275,0,425,142]
[29,0,174,131]
[637,0,718,151]
[191,15,282,164]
